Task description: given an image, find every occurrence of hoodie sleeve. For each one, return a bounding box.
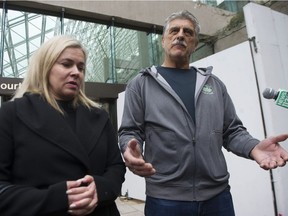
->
[221,83,260,158]
[118,75,146,153]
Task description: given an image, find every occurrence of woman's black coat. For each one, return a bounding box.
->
[0,94,126,216]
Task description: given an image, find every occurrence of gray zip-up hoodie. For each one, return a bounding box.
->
[119,65,259,201]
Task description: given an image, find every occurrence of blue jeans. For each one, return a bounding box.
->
[145,187,235,216]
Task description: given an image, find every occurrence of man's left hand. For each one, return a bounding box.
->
[250,134,288,170]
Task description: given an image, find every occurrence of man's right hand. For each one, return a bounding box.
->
[123,139,156,177]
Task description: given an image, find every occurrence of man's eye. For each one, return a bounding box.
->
[184,29,194,36]
[170,28,178,34]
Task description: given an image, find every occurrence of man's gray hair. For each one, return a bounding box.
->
[163,10,201,41]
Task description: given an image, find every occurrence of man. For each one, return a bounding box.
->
[118,10,288,216]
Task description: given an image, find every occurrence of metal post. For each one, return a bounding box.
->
[0,0,7,77]
[109,17,116,83]
[60,7,65,35]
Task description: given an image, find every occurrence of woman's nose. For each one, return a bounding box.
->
[71,65,81,75]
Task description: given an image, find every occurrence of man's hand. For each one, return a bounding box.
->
[123,139,156,177]
[250,134,288,170]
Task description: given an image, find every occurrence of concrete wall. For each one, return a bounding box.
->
[5,1,288,55]
[214,1,288,53]
[6,0,234,36]
[214,24,248,53]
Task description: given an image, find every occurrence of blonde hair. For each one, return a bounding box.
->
[12,35,98,114]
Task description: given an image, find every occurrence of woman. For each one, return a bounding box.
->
[0,35,126,216]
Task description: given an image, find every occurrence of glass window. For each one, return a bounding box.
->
[113,27,147,84]
[63,18,111,83]
[1,7,164,84]
[148,33,163,67]
[2,9,59,78]
[113,28,164,84]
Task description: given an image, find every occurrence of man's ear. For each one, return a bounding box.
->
[194,41,199,51]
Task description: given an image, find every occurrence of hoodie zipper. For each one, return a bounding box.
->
[192,72,210,200]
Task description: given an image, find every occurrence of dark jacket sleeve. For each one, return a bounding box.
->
[92,118,126,207]
[0,102,69,215]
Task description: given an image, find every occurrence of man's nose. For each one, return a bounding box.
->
[176,29,185,40]
[176,35,184,41]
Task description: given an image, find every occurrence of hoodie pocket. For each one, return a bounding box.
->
[208,130,228,179]
[144,128,179,176]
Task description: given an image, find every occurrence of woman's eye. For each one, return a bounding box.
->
[61,62,72,68]
[78,66,85,72]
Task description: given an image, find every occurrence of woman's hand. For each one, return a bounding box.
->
[66,175,98,215]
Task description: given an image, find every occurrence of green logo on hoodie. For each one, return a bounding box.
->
[202,85,213,94]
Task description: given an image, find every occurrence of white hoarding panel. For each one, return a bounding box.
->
[244,3,288,215]
[191,41,274,216]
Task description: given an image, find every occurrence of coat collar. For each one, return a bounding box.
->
[15,94,108,171]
